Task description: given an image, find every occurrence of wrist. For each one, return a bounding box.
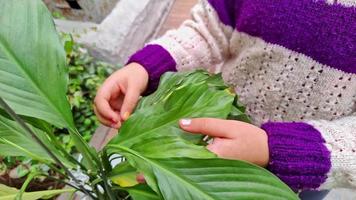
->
[125,62,149,93]
[128,62,149,80]
[127,44,177,94]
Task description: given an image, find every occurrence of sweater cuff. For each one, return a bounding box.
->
[261,122,331,191]
[127,44,177,94]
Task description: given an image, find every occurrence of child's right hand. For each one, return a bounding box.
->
[94,63,149,128]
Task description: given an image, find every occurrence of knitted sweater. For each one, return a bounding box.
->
[128,0,356,192]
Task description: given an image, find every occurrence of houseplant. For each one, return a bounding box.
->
[0,0,299,199]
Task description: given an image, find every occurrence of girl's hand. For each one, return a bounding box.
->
[94,63,148,129]
[136,118,270,183]
[179,118,269,167]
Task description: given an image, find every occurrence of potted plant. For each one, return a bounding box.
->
[0,1,298,199]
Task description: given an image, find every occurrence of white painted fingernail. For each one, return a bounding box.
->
[180,119,191,126]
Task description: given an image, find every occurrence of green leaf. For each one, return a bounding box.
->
[126,185,162,200]
[62,34,74,55]
[13,164,29,179]
[107,71,298,199]
[0,184,74,200]
[110,162,139,187]
[227,96,251,123]
[0,0,73,129]
[0,114,73,167]
[136,71,213,109]
[108,71,235,159]
[125,151,298,200]
[0,0,97,171]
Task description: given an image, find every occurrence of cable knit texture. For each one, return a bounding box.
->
[261,122,331,191]
[127,0,356,190]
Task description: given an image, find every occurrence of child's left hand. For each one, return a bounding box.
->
[179,118,270,167]
[136,118,270,183]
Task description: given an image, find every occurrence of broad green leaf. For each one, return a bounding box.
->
[110,162,139,187]
[0,0,97,171]
[0,108,53,135]
[108,71,297,199]
[0,184,74,200]
[136,71,214,109]
[126,185,161,200]
[108,71,235,158]
[0,114,73,167]
[0,0,73,129]
[124,151,299,200]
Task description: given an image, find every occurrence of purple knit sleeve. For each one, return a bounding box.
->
[127,44,177,94]
[261,122,331,191]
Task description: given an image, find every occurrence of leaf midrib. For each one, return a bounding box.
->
[114,145,217,200]
[0,188,75,198]
[0,34,70,127]
[0,118,49,161]
[117,91,231,147]
[0,138,45,161]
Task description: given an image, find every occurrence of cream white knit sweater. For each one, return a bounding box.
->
[127,0,356,191]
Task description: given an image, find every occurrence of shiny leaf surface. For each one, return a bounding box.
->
[108,71,298,199]
[0,184,74,200]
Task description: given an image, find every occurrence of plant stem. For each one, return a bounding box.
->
[97,151,117,200]
[47,130,86,169]
[41,174,81,192]
[15,172,40,200]
[47,163,68,178]
[0,98,95,199]
[99,167,116,200]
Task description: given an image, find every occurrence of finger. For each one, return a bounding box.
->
[94,91,121,123]
[120,85,140,120]
[206,138,229,158]
[110,95,124,112]
[94,106,121,129]
[93,106,112,126]
[179,118,235,138]
[136,173,146,183]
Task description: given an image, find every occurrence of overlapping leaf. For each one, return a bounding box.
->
[0,184,74,200]
[126,185,161,200]
[0,0,97,171]
[0,0,72,129]
[108,71,298,199]
[108,71,234,159]
[110,162,139,187]
[126,155,298,200]
[0,112,74,167]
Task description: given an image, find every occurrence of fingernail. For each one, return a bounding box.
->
[123,112,130,120]
[180,119,191,126]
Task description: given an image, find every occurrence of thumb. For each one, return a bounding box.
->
[179,118,234,138]
[120,85,140,120]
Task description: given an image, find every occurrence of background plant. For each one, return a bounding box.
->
[60,37,116,150]
[0,1,299,200]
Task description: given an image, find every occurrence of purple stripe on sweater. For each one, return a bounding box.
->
[261,122,331,191]
[208,0,356,73]
[128,44,177,94]
[207,0,238,26]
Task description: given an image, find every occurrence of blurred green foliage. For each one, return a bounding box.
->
[58,34,118,152]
